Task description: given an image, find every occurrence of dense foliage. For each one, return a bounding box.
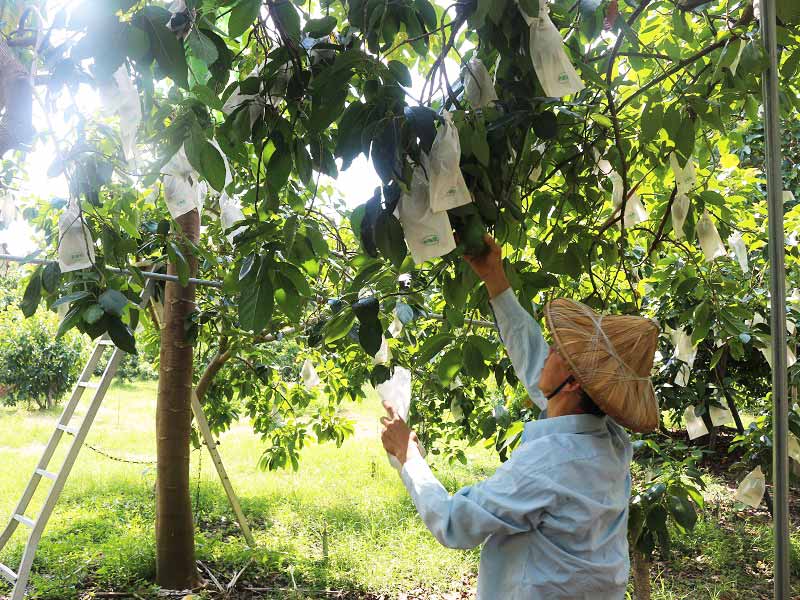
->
[0,0,799,581]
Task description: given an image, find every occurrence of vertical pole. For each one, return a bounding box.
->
[761,1,790,598]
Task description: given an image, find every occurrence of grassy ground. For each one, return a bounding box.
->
[0,380,797,599]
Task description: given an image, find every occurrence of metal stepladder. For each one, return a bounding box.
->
[0,280,254,599]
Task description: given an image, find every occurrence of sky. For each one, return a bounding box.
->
[1,0,462,256]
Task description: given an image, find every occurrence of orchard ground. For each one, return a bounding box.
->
[0,380,798,600]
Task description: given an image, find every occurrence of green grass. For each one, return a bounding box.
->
[0,381,797,599]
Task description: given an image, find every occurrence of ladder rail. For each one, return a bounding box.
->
[1,281,155,600]
[0,340,109,550]
[190,391,255,548]
[11,348,128,599]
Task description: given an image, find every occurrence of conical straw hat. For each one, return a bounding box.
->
[544,298,660,433]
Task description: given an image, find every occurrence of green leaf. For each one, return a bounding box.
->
[274,261,312,297]
[375,212,408,269]
[266,147,293,195]
[437,348,462,386]
[134,7,189,88]
[777,0,800,25]
[57,304,84,339]
[671,113,696,164]
[99,288,130,317]
[273,0,301,43]
[470,0,492,26]
[185,132,227,192]
[108,316,137,354]
[83,303,105,325]
[293,139,313,187]
[463,341,488,380]
[323,308,356,344]
[305,16,337,38]
[387,60,412,86]
[415,0,437,29]
[20,268,42,318]
[353,296,380,322]
[187,29,219,65]
[418,333,455,363]
[228,0,261,38]
[666,494,697,531]
[238,258,274,334]
[41,262,61,294]
[52,291,92,308]
[167,242,190,286]
[532,111,558,140]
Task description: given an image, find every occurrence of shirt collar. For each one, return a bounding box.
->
[522,412,608,443]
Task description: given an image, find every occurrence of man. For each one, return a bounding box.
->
[381,235,660,599]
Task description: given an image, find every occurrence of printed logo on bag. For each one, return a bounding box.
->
[423,235,440,246]
[558,72,569,82]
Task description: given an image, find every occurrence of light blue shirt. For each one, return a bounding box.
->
[400,289,633,599]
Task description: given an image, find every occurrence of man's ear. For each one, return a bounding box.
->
[563,376,582,394]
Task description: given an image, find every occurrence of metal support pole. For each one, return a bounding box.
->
[760,1,790,598]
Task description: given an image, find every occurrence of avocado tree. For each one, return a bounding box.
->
[1,0,799,594]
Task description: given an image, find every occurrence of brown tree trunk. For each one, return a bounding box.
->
[632,551,651,600]
[156,209,201,590]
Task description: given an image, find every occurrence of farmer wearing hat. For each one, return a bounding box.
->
[381,235,660,599]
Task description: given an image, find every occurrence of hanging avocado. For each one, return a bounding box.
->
[449,206,489,257]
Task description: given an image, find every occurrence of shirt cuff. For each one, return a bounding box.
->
[490,288,530,329]
[400,454,434,489]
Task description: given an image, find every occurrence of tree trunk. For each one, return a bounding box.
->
[156,209,201,590]
[632,551,651,600]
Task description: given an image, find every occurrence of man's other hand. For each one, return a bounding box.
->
[464,234,510,299]
[381,402,421,466]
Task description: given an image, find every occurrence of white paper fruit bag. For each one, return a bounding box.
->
[696,210,726,262]
[301,358,320,389]
[669,152,696,196]
[683,405,708,440]
[58,200,96,272]
[396,159,457,264]
[220,194,246,245]
[375,367,426,470]
[463,58,498,108]
[709,404,733,427]
[428,112,472,213]
[161,145,206,219]
[728,232,749,272]
[516,0,584,98]
[734,465,765,508]
[789,435,800,464]
[100,66,141,166]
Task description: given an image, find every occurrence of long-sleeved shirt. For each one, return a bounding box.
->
[400,288,633,599]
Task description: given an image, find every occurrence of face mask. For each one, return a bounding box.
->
[734,465,765,508]
[545,375,575,400]
[428,111,473,213]
[463,57,498,109]
[396,158,457,264]
[516,0,584,98]
[696,210,727,262]
[58,200,96,273]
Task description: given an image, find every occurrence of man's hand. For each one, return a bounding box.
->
[381,402,421,466]
[464,234,510,299]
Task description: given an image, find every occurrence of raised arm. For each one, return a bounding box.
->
[465,235,548,410]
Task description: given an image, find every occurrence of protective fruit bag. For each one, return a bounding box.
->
[161,145,206,219]
[396,158,457,264]
[375,367,426,470]
[58,200,96,273]
[671,192,689,239]
[516,0,584,98]
[709,404,733,427]
[301,358,320,390]
[220,194,246,245]
[696,210,726,262]
[100,66,141,166]
[463,57,498,109]
[728,231,749,272]
[734,465,765,508]
[669,152,696,196]
[683,405,708,440]
[428,111,473,213]
[610,171,649,227]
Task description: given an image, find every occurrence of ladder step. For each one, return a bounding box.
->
[56,424,79,436]
[97,339,116,346]
[13,514,35,528]
[78,381,100,389]
[0,562,17,583]
[35,468,58,481]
